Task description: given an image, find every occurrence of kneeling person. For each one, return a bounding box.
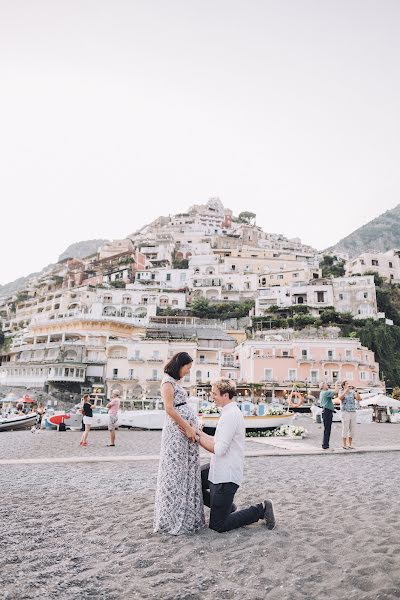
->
[197,379,275,533]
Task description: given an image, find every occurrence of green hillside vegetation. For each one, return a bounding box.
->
[327,203,400,258]
[253,281,400,389]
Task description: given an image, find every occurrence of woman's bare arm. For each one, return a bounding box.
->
[162,383,196,441]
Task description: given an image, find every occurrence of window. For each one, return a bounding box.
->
[363,292,368,299]
[196,370,202,381]
[151,274,155,280]
[288,369,297,381]
[360,259,365,265]
[371,259,379,266]
[360,371,368,381]
[332,370,339,382]
[264,368,273,381]
[277,275,284,280]
[345,350,352,359]
[310,370,319,383]
[345,372,353,380]
[317,291,325,303]
[327,349,334,360]
[282,350,289,357]
[301,349,308,359]
[129,369,135,378]
[199,355,205,364]
[389,262,393,268]
[166,273,171,281]
[231,265,236,271]
[113,368,118,378]
[152,369,158,380]
[292,273,299,278]
[339,293,344,300]
[180,272,186,281]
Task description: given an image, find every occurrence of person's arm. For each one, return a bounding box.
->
[338,386,349,401]
[106,400,112,410]
[334,382,339,395]
[199,409,238,457]
[196,430,215,453]
[355,390,361,401]
[162,383,196,441]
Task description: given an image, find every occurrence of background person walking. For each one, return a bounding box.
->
[106,390,121,447]
[338,381,361,449]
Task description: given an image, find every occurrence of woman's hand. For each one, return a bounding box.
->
[183,424,197,442]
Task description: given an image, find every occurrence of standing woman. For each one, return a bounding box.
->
[339,381,361,449]
[154,352,205,535]
[80,394,93,447]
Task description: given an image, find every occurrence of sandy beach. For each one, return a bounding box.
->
[1,417,400,600]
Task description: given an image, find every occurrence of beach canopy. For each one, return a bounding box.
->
[359,395,400,408]
[18,393,36,403]
[0,393,19,403]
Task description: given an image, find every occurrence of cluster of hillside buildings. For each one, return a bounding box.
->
[0,198,392,400]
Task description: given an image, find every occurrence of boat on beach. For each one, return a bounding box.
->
[199,411,295,431]
[0,413,37,431]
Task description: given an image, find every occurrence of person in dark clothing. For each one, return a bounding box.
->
[319,382,339,450]
[80,394,93,446]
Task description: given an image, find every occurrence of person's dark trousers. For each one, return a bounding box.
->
[322,408,334,449]
[201,464,264,533]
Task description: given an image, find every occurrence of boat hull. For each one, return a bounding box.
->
[200,412,294,430]
[118,410,165,430]
[0,414,37,431]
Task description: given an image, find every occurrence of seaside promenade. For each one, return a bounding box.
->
[1,416,400,600]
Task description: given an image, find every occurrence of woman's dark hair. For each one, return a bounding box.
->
[164,352,193,380]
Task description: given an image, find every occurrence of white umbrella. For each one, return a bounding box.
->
[359,395,400,408]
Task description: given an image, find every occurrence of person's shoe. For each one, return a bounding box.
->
[107,444,115,447]
[263,500,276,530]
[348,445,354,449]
[81,442,88,446]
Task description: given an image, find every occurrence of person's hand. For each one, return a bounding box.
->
[184,424,197,442]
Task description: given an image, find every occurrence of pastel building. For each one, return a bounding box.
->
[235,334,382,393]
[347,250,400,283]
[255,276,378,319]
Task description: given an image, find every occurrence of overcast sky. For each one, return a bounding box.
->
[1,0,400,285]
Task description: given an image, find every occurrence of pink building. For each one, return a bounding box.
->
[235,334,382,393]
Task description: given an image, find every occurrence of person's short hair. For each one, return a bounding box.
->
[82,394,90,401]
[212,378,237,400]
[164,352,193,380]
[112,390,120,397]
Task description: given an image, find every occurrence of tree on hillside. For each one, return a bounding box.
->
[319,255,346,278]
[238,211,256,225]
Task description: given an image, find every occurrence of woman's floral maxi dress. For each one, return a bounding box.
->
[154,374,205,535]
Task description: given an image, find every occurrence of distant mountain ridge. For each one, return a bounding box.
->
[0,239,109,298]
[327,204,400,258]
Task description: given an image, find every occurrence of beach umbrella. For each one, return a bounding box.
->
[359,395,400,408]
[0,393,19,403]
[18,393,36,404]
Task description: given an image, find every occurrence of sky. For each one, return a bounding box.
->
[1,0,400,285]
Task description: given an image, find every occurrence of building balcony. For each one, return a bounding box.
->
[108,375,139,381]
[148,357,164,362]
[128,357,145,362]
[146,377,162,382]
[297,357,315,363]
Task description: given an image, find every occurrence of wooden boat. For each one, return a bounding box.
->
[199,412,294,431]
[0,413,37,431]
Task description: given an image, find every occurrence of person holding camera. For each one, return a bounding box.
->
[338,381,361,449]
[319,381,339,450]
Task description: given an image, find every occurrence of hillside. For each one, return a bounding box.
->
[327,204,400,257]
[58,239,109,262]
[0,239,109,298]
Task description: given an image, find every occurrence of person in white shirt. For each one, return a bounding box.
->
[196,379,275,533]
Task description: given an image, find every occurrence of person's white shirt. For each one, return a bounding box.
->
[209,401,245,486]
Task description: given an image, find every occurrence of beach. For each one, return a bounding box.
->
[1,418,400,599]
